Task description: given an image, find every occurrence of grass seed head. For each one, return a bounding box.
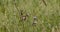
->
[32,20,37,26]
[33,16,37,20]
[21,16,26,21]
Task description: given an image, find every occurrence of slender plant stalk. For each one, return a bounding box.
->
[33,25,36,32]
[22,20,25,32]
[33,20,37,32]
[14,0,19,12]
[42,0,47,6]
[13,0,25,32]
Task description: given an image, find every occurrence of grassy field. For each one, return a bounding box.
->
[0,0,60,32]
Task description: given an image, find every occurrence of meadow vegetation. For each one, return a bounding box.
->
[0,0,60,32]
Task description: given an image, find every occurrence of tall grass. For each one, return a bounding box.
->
[0,0,60,32]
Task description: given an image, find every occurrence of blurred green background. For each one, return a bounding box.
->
[0,0,60,32]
